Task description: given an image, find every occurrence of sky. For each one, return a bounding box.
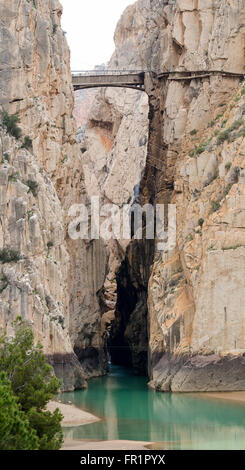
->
[61,0,135,71]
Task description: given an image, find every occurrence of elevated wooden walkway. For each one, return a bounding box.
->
[71,69,244,92]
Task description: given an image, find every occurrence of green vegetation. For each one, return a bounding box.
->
[26,179,38,197]
[210,200,221,213]
[189,138,211,157]
[9,173,19,182]
[47,241,54,249]
[215,113,224,121]
[198,218,204,228]
[217,129,230,144]
[0,318,63,450]
[216,120,244,145]
[221,119,227,128]
[238,126,245,138]
[190,129,197,135]
[229,119,243,131]
[1,111,22,140]
[21,136,32,150]
[0,248,21,264]
[1,153,10,163]
[0,274,8,293]
[0,372,38,450]
[225,162,232,171]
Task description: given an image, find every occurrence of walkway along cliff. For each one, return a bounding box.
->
[0,0,245,392]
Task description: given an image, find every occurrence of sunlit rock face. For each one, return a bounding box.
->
[1,0,244,392]
[0,0,108,389]
[81,0,245,389]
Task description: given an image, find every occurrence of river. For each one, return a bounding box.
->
[60,365,245,449]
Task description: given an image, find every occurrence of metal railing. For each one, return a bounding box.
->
[71,69,145,76]
[72,69,244,78]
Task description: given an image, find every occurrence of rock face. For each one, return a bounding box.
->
[81,0,245,389]
[1,0,245,393]
[0,0,108,389]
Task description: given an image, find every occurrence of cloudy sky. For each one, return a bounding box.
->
[61,0,135,70]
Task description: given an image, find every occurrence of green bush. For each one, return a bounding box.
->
[2,153,10,163]
[210,200,221,213]
[8,173,19,182]
[198,218,204,228]
[190,129,197,135]
[0,274,8,293]
[21,136,32,150]
[229,119,243,131]
[0,248,21,264]
[217,130,230,145]
[47,241,54,249]
[1,111,22,139]
[225,162,232,171]
[26,179,38,197]
[0,318,63,450]
[189,150,196,158]
[196,143,207,154]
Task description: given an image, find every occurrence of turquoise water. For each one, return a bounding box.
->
[60,365,245,449]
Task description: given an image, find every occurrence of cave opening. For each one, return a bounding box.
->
[107,238,155,377]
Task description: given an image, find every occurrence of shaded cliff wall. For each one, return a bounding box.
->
[0,0,108,388]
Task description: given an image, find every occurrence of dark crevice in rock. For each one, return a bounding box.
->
[109,237,155,375]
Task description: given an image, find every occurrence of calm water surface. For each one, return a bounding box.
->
[60,365,245,449]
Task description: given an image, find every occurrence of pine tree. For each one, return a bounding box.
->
[0,318,63,450]
[0,372,38,450]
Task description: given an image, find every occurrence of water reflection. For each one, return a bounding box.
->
[60,365,245,449]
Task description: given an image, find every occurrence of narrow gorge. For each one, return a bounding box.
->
[0,0,245,399]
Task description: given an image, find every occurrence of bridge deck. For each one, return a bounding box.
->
[71,69,244,91]
[72,71,145,91]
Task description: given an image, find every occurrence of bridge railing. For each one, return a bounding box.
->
[71,70,145,76]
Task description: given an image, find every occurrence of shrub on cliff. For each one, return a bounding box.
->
[0,318,63,450]
[1,111,22,140]
[21,136,33,150]
[0,372,38,450]
[0,247,21,264]
[26,179,38,197]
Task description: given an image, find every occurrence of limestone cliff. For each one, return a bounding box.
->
[81,0,245,389]
[0,0,108,389]
[1,0,245,393]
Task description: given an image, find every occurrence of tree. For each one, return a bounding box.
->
[0,372,38,450]
[0,318,63,450]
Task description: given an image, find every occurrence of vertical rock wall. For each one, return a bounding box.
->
[0,0,108,389]
[81,0,245,389]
